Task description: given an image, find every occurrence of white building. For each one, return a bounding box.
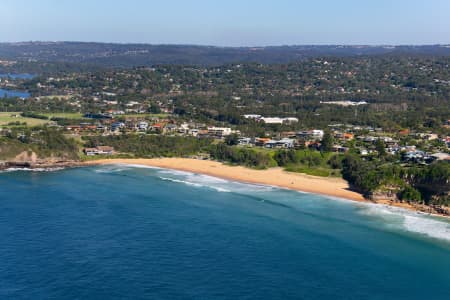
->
[238,137,252,145]
[283,117,299,124]
[261,117,284,124]
[208,127,233,137]
[264,138,295,149]
[243,114,262,119]
[189,129,199,137]
[138,121,149,131]
[179,123,190,134]
[311,130,324,140]
[261,117,299,124]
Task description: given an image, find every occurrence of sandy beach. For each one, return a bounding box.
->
[84,158,365,201]
[81,157,450,217]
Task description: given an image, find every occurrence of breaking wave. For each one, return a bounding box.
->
[358,203,450,242]
[91,164,450,242]
[156,168,275,194]
[159,176,231,193]
[0,167,65,173]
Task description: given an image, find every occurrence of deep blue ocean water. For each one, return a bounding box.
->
[0,164,449,299]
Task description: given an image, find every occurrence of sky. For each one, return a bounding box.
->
[1,0,449,46]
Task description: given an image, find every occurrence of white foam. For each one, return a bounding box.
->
[403,214,450,241]
[158,169,196,176]
[94,167,129,173]
[358,203,450,242]
[159,177,203,187]
[159,176,231,192]
[92,164,450,242]
[151,167,275,194]
[96,163,275,194]
[0,167,65,173]
[113,163,161,170]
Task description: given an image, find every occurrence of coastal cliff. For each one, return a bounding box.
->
[0,150,81,170]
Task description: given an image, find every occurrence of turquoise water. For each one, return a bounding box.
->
[0,165,449,299]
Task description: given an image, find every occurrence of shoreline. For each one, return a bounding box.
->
[83,158,365,201]
[81,158,449,218]
[2,157,447,218]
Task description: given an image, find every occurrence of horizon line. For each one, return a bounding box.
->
[1,41,450,48]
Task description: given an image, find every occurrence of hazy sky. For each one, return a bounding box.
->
[1,0,449,46]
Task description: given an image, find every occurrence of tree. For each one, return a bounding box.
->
[321,130,334,152]
[398,186,422,202]
[375,139,386,157]
[225,134,239,146]
[148,104,161,114]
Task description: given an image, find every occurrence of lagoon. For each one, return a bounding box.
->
[0,73,36,80]
[0,88,31,98]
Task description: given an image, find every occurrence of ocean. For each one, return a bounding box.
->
[0,165,449,299]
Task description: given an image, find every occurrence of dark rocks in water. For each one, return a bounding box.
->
[0,160,81,170]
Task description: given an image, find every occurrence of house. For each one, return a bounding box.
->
[360,149,369,156]
[207,127,232,137]
[238,137,252,145]
[65,125,81,132]
[265,138,295,149]
[138,121,149,131]
[196,129,210,138]
[276,138,295,148]
[111,122,125,132]
[96,125,108,132]
[164,124,178,133]
[189,129,199,137]
[431,152,450,161]
[179,123,190,134]
[243,114,262,120]
[343,133,354,140]
[151,123,164,132]
[96,146,114,155]
[332,145,349,153]
[255,138,271,147]
[280,131,297,138]
[83,146,114,156]
[363,136,377,143]
[261,117,284,124]
[297,130,324,140]
[282,117,299,124]
[399,129,410,136]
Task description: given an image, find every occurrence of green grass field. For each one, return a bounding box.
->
[0,112,49,127]
[41,113,85,119]
[42,112,169,119]
[122,113,169,119]
[284,165,341,177]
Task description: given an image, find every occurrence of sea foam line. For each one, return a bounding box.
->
[0,167,65,173]
[159,176,231,192]
[93,163,450,242]
[358,203,450,242]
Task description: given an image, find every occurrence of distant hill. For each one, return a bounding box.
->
[0,42,449,67]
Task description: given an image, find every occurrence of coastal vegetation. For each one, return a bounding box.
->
[2,56,449,134]
[209,144,277,169]
[0,127,79,160]
[0,48,448,212]
[83,135,213,158]
[341,154,450,206]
